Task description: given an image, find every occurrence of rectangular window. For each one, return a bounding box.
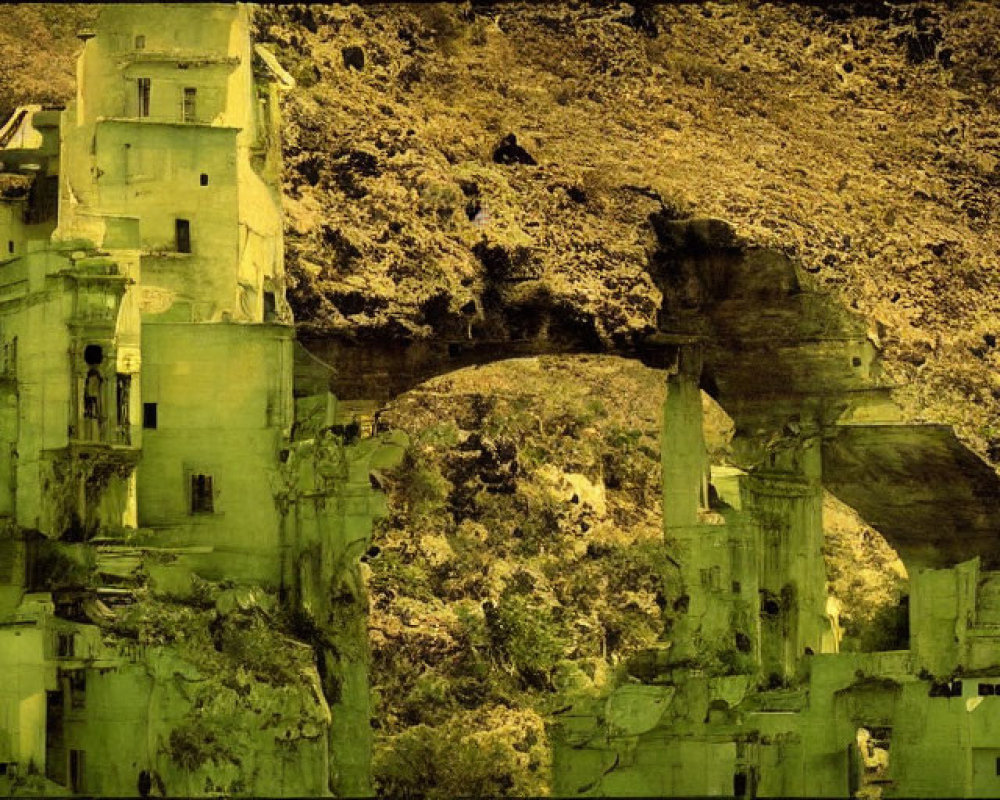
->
[68,670,86,710]
[182,87,197,122]
[137,78,150,118]
[995,756,1000,777]
[190,474,214,514]
[143,402,157,430]
[199,173,209,186]
[134,34,145,50]
[69,749,85,794]
[980,683,995,696]
[56,632,74,658]
[7,241,12,254]
[175,219,191,253]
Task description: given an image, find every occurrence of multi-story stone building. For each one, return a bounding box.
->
[0,5,405,795]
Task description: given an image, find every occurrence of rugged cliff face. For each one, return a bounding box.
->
[257,1,1000,454]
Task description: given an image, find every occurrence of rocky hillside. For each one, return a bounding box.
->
[0,6,98,122]
[257,1,1000,457]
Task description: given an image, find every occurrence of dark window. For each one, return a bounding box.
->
[995,756,1000,777]
[979,683,995,696]
[199,173,209,186]
[190,474,214,514]
[175,219,190,253]
[732,580,741,594]
[182,87,196,122]
[69,749,85,794]
[143,402,157,430]
[137,78,150,118]
[263,291,277,321]
[7,241,12,254]
[761,590,781,620]
[83,344,103,365]
[852,356,862,367]
[0,764,7,776]
[134,34,145,50]
[951,680,963,697]
[56,632,74,658]
[68,670,86,709]
[734,772,747,797]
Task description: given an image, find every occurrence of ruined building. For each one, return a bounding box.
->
[548,223,1000,798]
[0,4,404,796]
[1,3,1000,799]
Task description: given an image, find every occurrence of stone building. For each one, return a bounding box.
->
[0,4,404,796]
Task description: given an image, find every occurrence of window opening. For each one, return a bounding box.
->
[190,474,214,514]
[68,670,86,709]
[143,402,157,430]
[69,749,85,794]
[137,78,150,118]
[83,344,103,366]
[175,219,191,253]
[855,727,891,797]
[7,241,12,254]
[134,34,145,50]
[182,87,196,122]
[56,632,74,658]
[199,173,208,186]
[116,374,131,443]
[83,364,104,441]
[760,590,781,620]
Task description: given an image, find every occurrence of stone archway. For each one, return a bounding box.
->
[292,217,1000,796]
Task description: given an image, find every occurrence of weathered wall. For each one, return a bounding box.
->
[137,321,293,585]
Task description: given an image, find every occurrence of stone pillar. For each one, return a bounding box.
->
[741,438,826,683]
[661,344,719,666]
[662,345,707,532]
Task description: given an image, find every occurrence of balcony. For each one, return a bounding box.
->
[117,51,240,68]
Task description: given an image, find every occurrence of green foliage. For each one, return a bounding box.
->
[373,708,548,799]
[368,548,436,604]
[166,715,241,773]
[215,615,305,686]
[601,425,660,501]
[487,594,567,689]
[397,448,453,519]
